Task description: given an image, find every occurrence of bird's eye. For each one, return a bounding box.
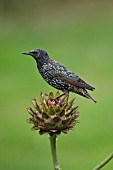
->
[42,51,47,55]
[33,51,37,54]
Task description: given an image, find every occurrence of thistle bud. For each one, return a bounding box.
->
[27,91,79,135]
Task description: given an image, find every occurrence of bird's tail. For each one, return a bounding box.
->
[73,87,97,103]
[84,91,97,103]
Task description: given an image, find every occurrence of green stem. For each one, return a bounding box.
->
[93,152,113,170]
[50,134,61,170]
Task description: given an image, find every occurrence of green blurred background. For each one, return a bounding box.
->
[0,0,113,169]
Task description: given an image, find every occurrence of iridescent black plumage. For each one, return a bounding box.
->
[22,49,96,103]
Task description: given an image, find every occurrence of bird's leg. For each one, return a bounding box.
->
[53,92,69,105]
[59,94,69,106]
[50,92,69,106]
[54,93,66,101]
[49,93,65,105]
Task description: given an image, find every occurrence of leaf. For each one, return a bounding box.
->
[66,98,75,111]
[58,104,67,117]
[27,107,37,116]
[31,126,39,130]
[42,99,48,112]
[49,91,54,98]
[55,91,60,97]
[33,98,42,113]
[42,112,50,119]
[48,106,56,115]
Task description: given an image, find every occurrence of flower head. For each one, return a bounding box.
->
[27,91,79,135]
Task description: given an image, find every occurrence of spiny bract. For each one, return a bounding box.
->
[27,91,79,135]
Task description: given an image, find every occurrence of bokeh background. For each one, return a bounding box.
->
[0,0,113,169]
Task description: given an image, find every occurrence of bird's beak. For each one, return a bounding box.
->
[22,51,32,55]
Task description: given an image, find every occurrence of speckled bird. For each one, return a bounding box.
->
[22,49,96,103]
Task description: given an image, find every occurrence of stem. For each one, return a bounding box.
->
[93,152,113,170]
[49,134,61,170]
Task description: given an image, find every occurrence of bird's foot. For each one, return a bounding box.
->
[54,93,66,101]
[49,93,68,106]
[59,95,68,106]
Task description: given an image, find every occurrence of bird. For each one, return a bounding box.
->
[22,49,96,103]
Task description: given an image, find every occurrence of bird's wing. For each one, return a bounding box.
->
[47,66,94,90]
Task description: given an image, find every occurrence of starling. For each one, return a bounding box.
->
[22,49,96,103]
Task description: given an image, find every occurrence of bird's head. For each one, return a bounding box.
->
[22,49,49,61]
